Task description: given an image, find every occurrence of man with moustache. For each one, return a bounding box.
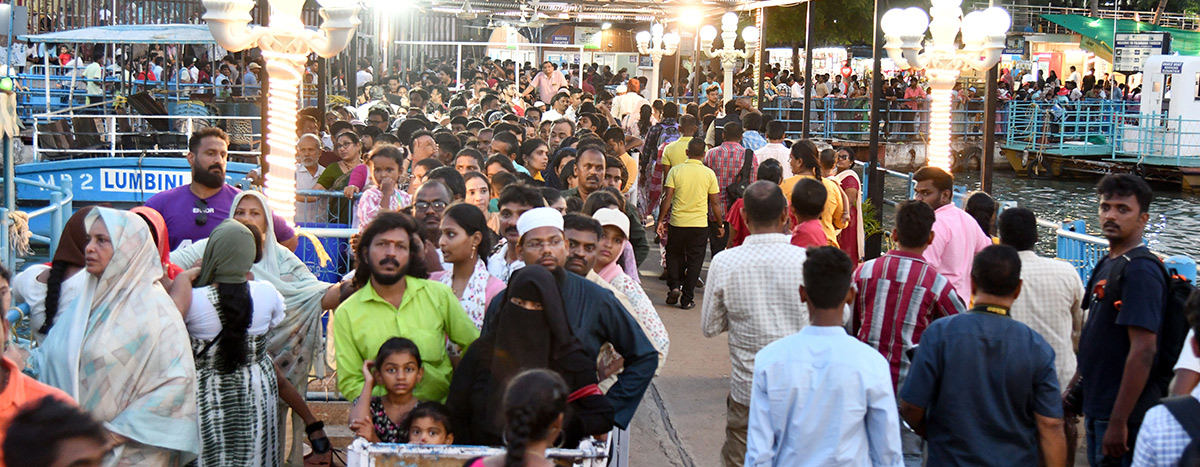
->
[412,180,454,273]
[487,184,546,283]
[481,207,658,434]
[562,146,649,265]
[145,127,299,250]
[295,133,328,223]
[334,212,479,402]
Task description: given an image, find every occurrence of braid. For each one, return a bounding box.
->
[503,405,536,467]
[500,369,569,467]
[39,262,69,334]
[213,282,253,374]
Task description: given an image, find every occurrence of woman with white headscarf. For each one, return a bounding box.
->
[33,207,200,465]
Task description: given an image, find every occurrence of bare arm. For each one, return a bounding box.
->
[169,268,200,319]
[320,280,358,311]
[655,186,675,239]
[709,192,725,225]
[899,399,926,437]
[1102,327,1157,457]
[1172,369,1200,396]
[1036,414,1067,467]
[348,360,381,442]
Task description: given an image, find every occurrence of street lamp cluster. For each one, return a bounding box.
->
[700,12,758,103]
[635,24,680,101]
[203,0,360,225]
[881,0,1011,171]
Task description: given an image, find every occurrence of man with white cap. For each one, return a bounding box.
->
[481,207,659,434]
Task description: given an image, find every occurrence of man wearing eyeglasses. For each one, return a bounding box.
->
[480,207,658,438]
[413,180,454,273]
[145,127,298,251]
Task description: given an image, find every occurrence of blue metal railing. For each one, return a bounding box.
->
[0,177,74,272]
[859,163,1191,284]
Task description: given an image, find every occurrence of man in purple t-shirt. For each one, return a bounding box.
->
[144,127,298,251]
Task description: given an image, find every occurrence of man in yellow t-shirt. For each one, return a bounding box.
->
[656,137,722,309]
[659,114,700,170]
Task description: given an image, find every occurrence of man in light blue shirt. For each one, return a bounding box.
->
[745,246,903,467]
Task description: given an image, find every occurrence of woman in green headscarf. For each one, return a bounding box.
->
[171,191,356,462]
[173,219,285,467]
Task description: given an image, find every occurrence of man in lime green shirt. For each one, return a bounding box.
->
[659,114,700,170]
[656,137,722,310]
[334,212,480,402]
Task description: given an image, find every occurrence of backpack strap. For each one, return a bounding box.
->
[738,148,755,181]
[1102,246,1168,311]
[1162,396,1200,440]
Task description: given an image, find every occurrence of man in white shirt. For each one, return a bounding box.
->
[702,182,809,467]
[541,92,571,122]
[83,50,105,104]
[790,76,803,100]
[756,121,792,179]
[746,246,903,467]
[295,134,328,223]
[150,57,164,82]
[355,58,373,87]
[1067,66,1081,85]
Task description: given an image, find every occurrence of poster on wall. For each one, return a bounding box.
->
[576,27,602,50]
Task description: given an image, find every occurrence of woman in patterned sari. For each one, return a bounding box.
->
[171,191,356,462]
[173,220,283,467]
[33,207,200,466]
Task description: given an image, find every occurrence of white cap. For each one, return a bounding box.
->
[616,84,628,94]
[517,207,564,238]
[593,208,629,238]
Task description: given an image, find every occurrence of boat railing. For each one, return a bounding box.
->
[0,177,74,272]
[32,108,264,162]
[1115,112,1200,163]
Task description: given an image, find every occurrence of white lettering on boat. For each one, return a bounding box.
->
[100,169,191,193]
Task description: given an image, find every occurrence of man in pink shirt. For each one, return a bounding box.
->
[522,61,569,104]
[912,167,991,301]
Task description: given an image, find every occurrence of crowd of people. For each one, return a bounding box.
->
[0,50,1195,467]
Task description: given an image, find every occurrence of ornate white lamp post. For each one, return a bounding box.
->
[202,0,360,224]
[881,0,1010,171]
[636,23,680,102]
[699,12,758,104]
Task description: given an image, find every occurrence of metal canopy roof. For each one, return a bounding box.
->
[20,24,218,45]
[414,0,804,25]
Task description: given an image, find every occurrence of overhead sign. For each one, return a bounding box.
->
[551,35,570,45]
[1114,32,1171,73]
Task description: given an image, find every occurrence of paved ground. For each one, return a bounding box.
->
[627,249,729,467]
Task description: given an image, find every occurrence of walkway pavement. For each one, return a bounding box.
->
[628,248,729,467]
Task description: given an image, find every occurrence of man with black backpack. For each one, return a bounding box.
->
[703,121,757,255]
[1133,297,1200,466]
[1067,174,1183,467]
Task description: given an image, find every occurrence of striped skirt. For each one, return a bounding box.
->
[189,334,280,467]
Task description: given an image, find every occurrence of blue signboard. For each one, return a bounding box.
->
[14,157,256,204]
[1162,61,1184,74]
[551,35,570,45]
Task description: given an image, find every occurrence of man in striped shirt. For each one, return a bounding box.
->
[852,200,967,467]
